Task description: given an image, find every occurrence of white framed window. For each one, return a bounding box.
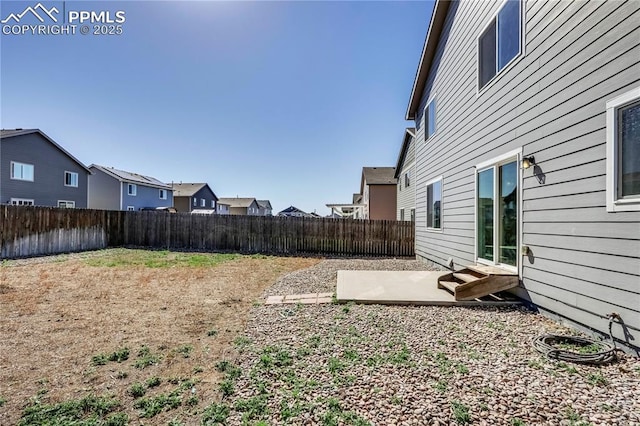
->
[127,184,137,196]
[400,208,405,221]
[159,189,167,200]
[193,197,197,206]
[201,198,206,207]
[64,171,79,187]
[426,176,443,231]
[424,98,436,140]
[58,200,75,208]
[10,161,34,181]
[10,198,34,206]
[211,200,215,208]
[606,86,640,212]
[478,0,523,91]
[410,208,415,222]
[405,172,410,187]
[127,206,135,211]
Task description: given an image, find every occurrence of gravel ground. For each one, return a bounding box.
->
[214,259,640,426]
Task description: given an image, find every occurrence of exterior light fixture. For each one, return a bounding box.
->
[522,156,535,169]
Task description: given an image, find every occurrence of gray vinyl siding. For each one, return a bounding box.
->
[413,0,640,348]
[397,137,416,221]
[1,133,89,207]
[88,170,120,210]
[121,182,173,211]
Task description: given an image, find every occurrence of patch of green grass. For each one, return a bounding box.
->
[201,402,229,425]
[557,341,603,355]
[511,418,526,426]
[455,362,469,374]
[343,349,360,362]
[175,344,193,358]
[233,336,252,351]
[90,347,130,366]
[328,357,345,374]
[146,376,162,388]
[133,392,181,418]
[168,418,184,426]
[84,250,240,268]
[19,394,121,426]
[0,396,6,407]
[135,345,161,369]
[234,395,268,423]
[434,380,447,393]
[451,401,471,424]
[219,379,234,397]
[388,345,411,365]
[128,382,146,398]
[586,372,608,387]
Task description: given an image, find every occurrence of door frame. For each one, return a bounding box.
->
[474,148,522,274]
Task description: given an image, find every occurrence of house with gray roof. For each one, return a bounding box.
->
[172,183,218,213]
[256,200,273,216]
[88,165,173,211]
[360,167,397,220]
[0,129,91,208]
[218,197,260,216]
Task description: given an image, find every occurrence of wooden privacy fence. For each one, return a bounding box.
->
[0,205,415,259]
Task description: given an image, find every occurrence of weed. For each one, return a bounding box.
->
[451,401,471,424]
[343,349,360,362]
[434,380,447,393]
[297,346,312,357]
[511,418,526,426]
[146,376,162,388]
[307,335,321,348]
[479,402,488,411]
[234,395,268,422]
[134,392,181,418]
[186,395,199,407]
[233,336,251,351]
[115,371,128,379]
[193,365,204,374]
[527,359,544,370]
[455,362,469,374]
[388,345,411,365]
[19,394,121,425]
[328,357,345,374]
[168,419,184,426]
[0,396,5,407]
[128,382,146,398]
[587,372,608,387]
[175,344,193,358]
[366,353,384,367]
[135,345,161,369]
[390,395,402,405]
[104,412,128,426]
[207,329,218,337]
[201,402,229,425]
[91,353,109,366]
[219,379,234,397]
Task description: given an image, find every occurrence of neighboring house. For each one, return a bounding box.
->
[360,167,397,220]
[0,129,91,208]
[406,0,639,350]
[172,183,218,213]
[88,165,173,211]
[218,197,260,215]
[257,200,273,216]
[277,206,309,217]
[395,128,417,222]
[216,201,230,215]
[325,193,365,219]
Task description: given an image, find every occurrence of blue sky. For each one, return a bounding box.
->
[1,0,433,215]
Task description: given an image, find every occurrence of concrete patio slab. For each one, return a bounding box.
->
[337,270,520,306]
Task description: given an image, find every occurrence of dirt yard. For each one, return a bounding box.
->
[0,249,319,425]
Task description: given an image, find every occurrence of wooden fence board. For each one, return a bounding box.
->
[0,206,415,258]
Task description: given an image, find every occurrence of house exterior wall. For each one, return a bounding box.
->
[1,133,89,208]
[369,185,397,221]
[413,0,640,348]
[362,184,371,219]
[217,204,230,215]
[88,169,120,210]
[229,207,248,215]
[121,182,173,211]
[397,138,416,221]
[175,187,217,213]
[173,197,191,213]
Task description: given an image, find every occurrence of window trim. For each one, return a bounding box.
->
[423,97,437,141]
[201,198,206,207]
[127,183,137,196]
[606,86,640,212]
[425,175,443,232]
[10,161,34,181]
[64,171,79,187]
[159,189,167,200]
[57,200,76,208]
[10,198,34,206]
[477,0,525,95]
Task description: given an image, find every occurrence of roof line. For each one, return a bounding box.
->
[405,0,451,120]
[394,128,416,178]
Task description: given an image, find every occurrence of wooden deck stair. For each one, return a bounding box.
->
[437,264,519,301]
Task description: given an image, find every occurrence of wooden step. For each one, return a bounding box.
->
[438,280,460,294]
[452,272,484,283]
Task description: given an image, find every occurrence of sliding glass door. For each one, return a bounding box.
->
[477,157,518,269]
